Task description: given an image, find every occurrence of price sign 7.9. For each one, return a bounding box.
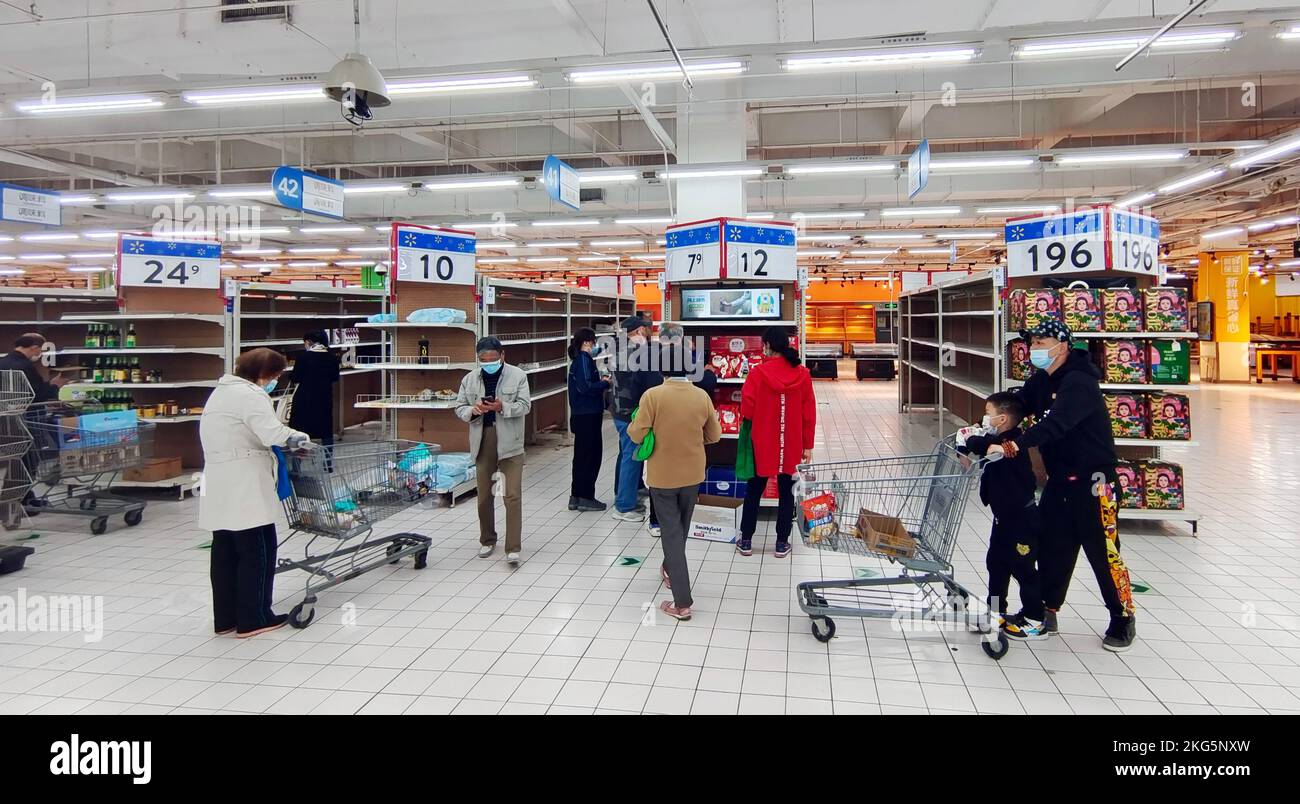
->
[664,220,722,282]
[118,236,222,289]
[394,226,476,285]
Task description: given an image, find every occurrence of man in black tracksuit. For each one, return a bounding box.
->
[991,319,1137,653]
[609,315,662,519]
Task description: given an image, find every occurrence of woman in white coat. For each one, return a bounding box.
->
[199,348,309,638]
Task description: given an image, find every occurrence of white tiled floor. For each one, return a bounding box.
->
[2,370,1299,715]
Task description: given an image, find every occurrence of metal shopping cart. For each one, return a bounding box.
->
[794,440,1011,659]
[16,401,153,535]
[276,439,436,628]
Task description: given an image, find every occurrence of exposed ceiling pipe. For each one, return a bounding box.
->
[0,147,156,186]
[1114,0,1208,72]
[644,0,693,94]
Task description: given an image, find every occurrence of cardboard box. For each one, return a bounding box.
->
[855,508,917,559]
[1148,340,1190,384]
[688,494,743,543]
[123,456,181,483]
[1061,288,1103,332]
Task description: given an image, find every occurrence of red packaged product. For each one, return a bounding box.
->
[715,403,741,434]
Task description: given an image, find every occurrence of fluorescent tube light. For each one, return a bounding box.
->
[525,241,580,248]
[106,190,195,202]
[19,232,79,242]
[15,94,163,115]
[797,250,840,257]
[342,184,408,195]
[454,221,519,229]
[477,258,517,264]
[930,157,1036,170]
[937,231,997,239]
[588,239,644,247]
[423,177,521,191]
[850,249,898,256]
[67,266,109,273]
[858,233,925,240]
[579,172,639,185]
[1158,167,1225,194]
[1230,133,1300,169]
[1202,227,1244,239]
[785,162,895,175]
[69,252,115,259]
[881,206,961,217]
[82,231,122,239]
[976,205,1061,215]
[387,73,537,95]
[231,248,281,256]
[334,260,378,267]
[18,253,65,260]
[1017,28,1238,58]
[347,245,389,253]
[288,247,340,254]
[475,241,516,248]
[843,259,886,265]
[907,248,954,254]
[299,225,366,234]
[59,195,98,205]
[207,188,276,199]
[1055,150,1186,166]
[525,257,569,263]
[0,269,26,275]
[796,235,852,242]
[1279,24,1300,40]
[183,86,325,106]
[614,216,673,225]
[577,256,615,262]
[568,60,745,84]
[658,167,764,180]
[745,212,776,220]
[1247,216,1299,231]
[632,254,666,260]
[532,219,600,227]
[784,46,976,71]
[229,226,291,237]
[792,211,865,220]
[1115,192,1156,208]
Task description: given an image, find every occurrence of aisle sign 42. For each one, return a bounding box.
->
[118,236,222,289]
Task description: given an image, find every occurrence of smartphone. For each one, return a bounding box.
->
[481,394,495,404]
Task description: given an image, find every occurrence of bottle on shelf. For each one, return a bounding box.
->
[114,357,127,383]
[84,326,97,349]
[129,356,143,384]
[418,333,430,365]
[91,358,103,384]
[125,323,137,349]
[104,326,119,349]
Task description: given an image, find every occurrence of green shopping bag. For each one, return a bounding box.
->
[631,406,654,461]
[735,418,755,481]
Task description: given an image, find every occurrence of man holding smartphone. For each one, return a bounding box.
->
[455,336,532,565]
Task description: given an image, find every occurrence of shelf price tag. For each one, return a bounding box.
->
[664,220,722,282]
[1004,208,1107,278]
[118,235,222,289]
[724,220,796,281]
[394,225,476,285]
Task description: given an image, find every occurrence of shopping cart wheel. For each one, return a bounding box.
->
[124,509,143,527]
[386,543,403,565]
[90,517,108,536]
[413,550,428,570]
[981,633,1009,660]
[289,602,315,629]
[811,617,836,643]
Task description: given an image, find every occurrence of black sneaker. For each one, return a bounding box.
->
[568,496,580,511]
[1043,609,1059,634]
[575,498,607,512]
[1102,616,1136,653]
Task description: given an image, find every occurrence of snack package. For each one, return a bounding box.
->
[1148,340,1191,384]
[1022,289,1061,330]
[1116,461,1144,509]
[1007,338,1032,381]
[708,335,763,379]
[1143,460,1185,510]
[713,387,743,406]
[1148,392,1191,440]
[1104,393,1148,438]
[1061,288,1103,332]
[1143,287,1189,332]
[1007,290,1028,331]
[715,403,741,434]
[1103,339,1146,384]
[1102,288,1143,332]
[800,492,839,543]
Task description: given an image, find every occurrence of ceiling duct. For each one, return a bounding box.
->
[220,1,292,23]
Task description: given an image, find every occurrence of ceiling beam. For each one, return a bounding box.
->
[548,0,606,54]
[0,147,156,186]
[620,84,676,154]
[1036,85,1140,149]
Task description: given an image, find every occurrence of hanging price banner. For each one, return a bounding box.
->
[723,220,796,280]
[1110,208,1160,276]
[664,219,723,282]
[118,235,222,289]
[393,225,477,285]
[1004,209,1106,278]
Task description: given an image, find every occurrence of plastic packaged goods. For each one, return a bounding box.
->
[1007,338,1032,380]
[1008,288,1061,331]
[1116,461,1144,509]
[1105,393,1148,438]
[1143,287,1189,332]
[1060,288,1103,332]
[1101,288,1143,332]
[1148,392,1191,440]
[405,308,467,324]
[1143,460,1185,510]
[1147,340,1191,384]
[1102,339,1146,384]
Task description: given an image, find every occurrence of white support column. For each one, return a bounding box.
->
[673,86,747,222]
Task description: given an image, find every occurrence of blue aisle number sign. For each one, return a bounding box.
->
[272,166,345,219]
[394,226,477,286]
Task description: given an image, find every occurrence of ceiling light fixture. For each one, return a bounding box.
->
[58,195,98,205]
[105,190,195,202]
[1114,192,1157,208]
[1230,132,1300,169]
[348,245,389,253]
[299,225,366,234]
[1247,216,1300,231]
[796,235,853,242]
[532,219,601,227]
[881,206,961,217]
[567,60,745,84]
[525,241,580,248]
[588,239,645,247]
[288,247,340,254]
[975,204,1062,215]
[1017,28,1238,58]
[207,188,277,199]
[423,177,521,191]
[745,212,776,220]
[67,266,109,273]
[287,261,330,268]
[850,249,898,256]
[1278,23,1300,40]
[15,94,164,115]
[843,259,886,265]
[334,260,378,267]
[614,216,673,225]
[784,46,977,71]
[525,257,569,263]
[182,85,326,106]
[454,221,518,229]
[19,232,79,242]
[792,211,865,220]
[785,162,895,175]
[1158,167,1226,194]
[858,233,926,240]
[342,184,409,195]
[578,172,640,185]
[938,231,997,239]
[658,167,764,180]
[69,252,115,259]
[17,253,65,260]
[231,248,282,256]
[1202,227,1244,239]
[1054,150,1187,166]
[797,250,840,257]
[929,157,1036,170]
[387,73,537,95]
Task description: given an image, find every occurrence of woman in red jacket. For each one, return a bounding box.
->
[738,327,816,558]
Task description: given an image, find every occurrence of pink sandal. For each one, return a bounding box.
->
[660,565,671,589]
[659,600,691,621]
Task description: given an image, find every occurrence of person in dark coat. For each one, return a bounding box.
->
[567,327,610,512]
[0,332,63,404]
[285,330,340,447]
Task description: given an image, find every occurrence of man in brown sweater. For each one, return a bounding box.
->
[627,347,722,621]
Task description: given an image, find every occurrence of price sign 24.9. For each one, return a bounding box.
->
[118,236,222,290]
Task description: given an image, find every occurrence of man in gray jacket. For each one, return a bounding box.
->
[455,336,532,565]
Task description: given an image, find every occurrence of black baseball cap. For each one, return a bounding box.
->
[1019,319,1072,343]
[620,314,648,332]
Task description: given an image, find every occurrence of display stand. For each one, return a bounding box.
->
[228,282,384,435]
[662,216,803,509]
[481,279,570,443]
[898,273,1001,430]
[996,206,1200,535]
[0,369,35,538]
[355,224,479,505]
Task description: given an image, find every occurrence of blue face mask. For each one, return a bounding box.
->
[263,379,278,393]
[1029,348,1055,370]
[479,360,503,375]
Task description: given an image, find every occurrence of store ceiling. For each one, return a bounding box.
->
[1,0,1299,283]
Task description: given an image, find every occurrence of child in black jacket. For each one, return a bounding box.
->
[958,392,1047,640]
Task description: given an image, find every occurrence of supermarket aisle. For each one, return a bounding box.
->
[0,376,1298,715]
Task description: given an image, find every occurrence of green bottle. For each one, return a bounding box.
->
[125,323,137,349]
[84,326,96,349]
[92,358,103,384]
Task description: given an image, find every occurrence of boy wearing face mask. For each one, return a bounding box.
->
[455,336,532,565]
[958,393,1046,640]
[989,319,1136,654]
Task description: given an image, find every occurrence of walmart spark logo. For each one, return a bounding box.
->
[1008,225,1026,241]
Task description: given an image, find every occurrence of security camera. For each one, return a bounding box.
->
[258,265,274,275]
[373,262,388,275]
[324,52,390,129]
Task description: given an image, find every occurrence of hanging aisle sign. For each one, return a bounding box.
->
[664,219,723,281]
[0,182,61,226]
[1005,206,1160,278]
[542,155,580,211]
[1110,207,1160,276]
[117,235,222,289]
[907,138,930,199]
[724,220,797,281]
[271,166,345,219]
[392,224,476,285]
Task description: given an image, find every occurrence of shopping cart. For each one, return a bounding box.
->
[0,370,36,531]
[17,401,152,535]
[794,440,1011,659]
[276,439,436,628]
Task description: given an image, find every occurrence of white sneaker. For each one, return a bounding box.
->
[647,522,661,538]
[611,509,645,522]
[506,552,521,566]
[477,544,495,558]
